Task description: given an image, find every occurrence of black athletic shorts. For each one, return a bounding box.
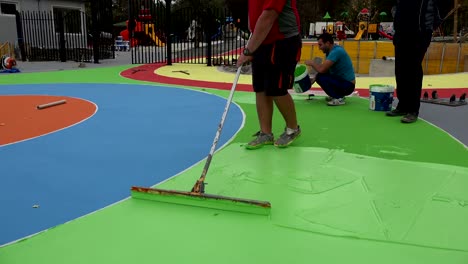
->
[251,35,302,96]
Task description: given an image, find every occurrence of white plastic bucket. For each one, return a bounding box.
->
[293,64,311,93]
[369,84,394,111]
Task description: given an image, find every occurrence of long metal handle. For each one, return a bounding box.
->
[191,66,243,193]
[191,33,251,194]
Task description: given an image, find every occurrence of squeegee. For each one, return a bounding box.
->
[131,45,271,215]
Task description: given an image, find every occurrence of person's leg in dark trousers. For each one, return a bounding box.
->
[393,32,432,122]
[407,32,432,114]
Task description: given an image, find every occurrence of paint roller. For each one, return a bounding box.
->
[37,100,67,110]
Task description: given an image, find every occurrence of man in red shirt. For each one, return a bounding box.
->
[237,0,302,149]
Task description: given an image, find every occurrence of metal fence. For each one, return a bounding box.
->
[18,6,114,62]
[129,0,248,66]
[128,0,167,64]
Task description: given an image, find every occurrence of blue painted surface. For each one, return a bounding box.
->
[0,84,243,246]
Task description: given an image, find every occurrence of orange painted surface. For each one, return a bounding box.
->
[0,95,96,145]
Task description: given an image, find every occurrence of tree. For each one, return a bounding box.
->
[296,0,321,36]
[112,0,129,23]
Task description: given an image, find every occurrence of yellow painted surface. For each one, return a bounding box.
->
[356,73,468,89]
[156,41,468,89]
[156,63,253,85]
[156,63,468,89]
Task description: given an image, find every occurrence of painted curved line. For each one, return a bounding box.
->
[420,117,468,149]
[353,96,468,150]
[155,89,246,187]
[0,96,98,148]
[117,78,468,150]
[0,84,246,248]
[120,65,468,97]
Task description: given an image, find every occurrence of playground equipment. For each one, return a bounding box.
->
[379,22,394,39]
[368,23,386,40]
[354,8,393,41]
[378,27,393,40]
[119,7,165,47]
[336,21,346,40]
[336,23,355,38]
[354,8,371,40]
[309,22,335,37]
[354,22,367,40]
[377,12,393,39]
[144,24,165,46]
[120,20,165,47]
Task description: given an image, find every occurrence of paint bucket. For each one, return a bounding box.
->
[293,64,311,93]
[369,84,394,111]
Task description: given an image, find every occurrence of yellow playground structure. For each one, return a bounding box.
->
[144,24,165,47]
[354,22,379,40]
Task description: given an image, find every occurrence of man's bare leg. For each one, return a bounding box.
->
[274,93,298,129]
[256,92,274,134]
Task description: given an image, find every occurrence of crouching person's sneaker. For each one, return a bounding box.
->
[245,131,274,150]
[274,126,301,148]
[327,98,345,106]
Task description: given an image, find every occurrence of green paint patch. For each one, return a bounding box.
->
[159,144,468,252]
[232,96,468,168]
[0,65,142,85]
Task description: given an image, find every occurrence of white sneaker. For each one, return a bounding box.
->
[327,98,345,106]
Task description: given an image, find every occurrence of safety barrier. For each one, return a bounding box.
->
[301,40,468,75]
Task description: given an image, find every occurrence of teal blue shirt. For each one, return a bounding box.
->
[326,45,355,82]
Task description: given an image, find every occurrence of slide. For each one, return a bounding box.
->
[354,30,364,40]
[378,30,393,40]
[144,24,165,47]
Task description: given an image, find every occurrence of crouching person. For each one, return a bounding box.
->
[305,33,356,106]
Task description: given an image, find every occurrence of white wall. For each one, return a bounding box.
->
[19,0,88,49]
[0,15,18,44]
[18,0,85,12]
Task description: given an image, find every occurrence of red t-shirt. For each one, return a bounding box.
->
[248,0,300,44]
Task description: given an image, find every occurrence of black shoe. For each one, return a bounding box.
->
[386,109,406,117]
[401,113,418,123]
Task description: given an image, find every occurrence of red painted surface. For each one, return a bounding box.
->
[0,95,96,145]
[121,64,467,98]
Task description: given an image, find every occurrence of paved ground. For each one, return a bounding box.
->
[14,51,133,73]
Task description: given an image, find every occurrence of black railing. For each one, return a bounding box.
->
[19,9,114,62]
[128,0,167,64]
[129,0,248,66]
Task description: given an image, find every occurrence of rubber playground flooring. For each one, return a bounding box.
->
[128,63,468,97]
[1,65,468,264]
